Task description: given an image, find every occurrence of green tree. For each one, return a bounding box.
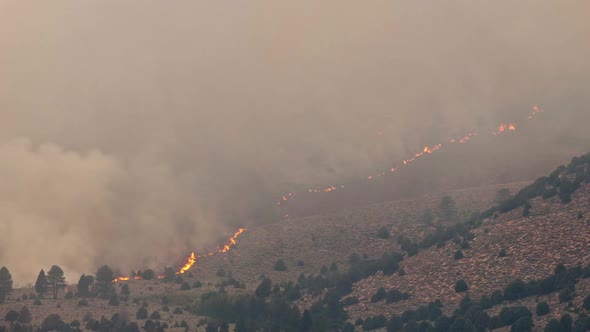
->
[422,208,434,225]
[544,319,561,332]
[536,302,550,316]
[274,259,287,271]
[77,274,93,297]
[34,270,48,298]
[255,277,272,298]
[370,287,387,303]
[94,265,114,298]
[46,265,66,300]
[377,226,390,239]
[142,269,155,280]
[301,310,312,332]
[455,279,468,293]
[4,310,18,324]
[495,188,512,205]
[234,319,247,332]
[136,307,148,320]
[511,317,533,332]
[121,283,130,297]
[0,267,13,303]
[17,306,32,324]
[440,196,457,221]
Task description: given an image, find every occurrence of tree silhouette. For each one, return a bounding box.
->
[77,274,94,297]
[17,306,32,324]
[0,267,14,303]
[46,265,66,300]
[35,270,48,298]
[440,196,457,221]
[95,265,114,298]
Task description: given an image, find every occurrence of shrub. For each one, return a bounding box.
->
[136,307,148,320]
[536,301,549,316]
[454,250,464,260]
[33,299,41,305]
[559,288,573,303]
[78,299,89,307]
[377,226,390,239]
[216,268,226,277]
[544,319,561,332]
[274,259,287,271]
[370,287,386,303]
[180,282,190,290]
[255,277,272,298]
[161,295,169,305]
[108,293,119,306]
[560,314,573,332]
[192,281,202,288]
[348,253,361,265]
[583,295,590,310]
[511,316,533,332]
[499,248,507,257]
[455,279,468,293]
[297,260,304,267]
[64,291,74,299]
[499,306,532,327]
[342,297,358,306]
[504,279,527,301]
[142,269,155,280]
[149,311,161,320]
[385,289,409,304]
[173,307,183,314]
[578,211,584,219]
[362,315,387,331]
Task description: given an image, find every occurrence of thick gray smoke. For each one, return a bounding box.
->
[1,1,589,284]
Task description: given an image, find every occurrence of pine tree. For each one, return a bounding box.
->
[0,266,14,303]
[76,275,93,297]
[95,265,114,298]
[17,306,32,324]
[46,265,66,300]
[35,270,48,298]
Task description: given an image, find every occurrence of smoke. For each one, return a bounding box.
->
[1,1,589,283]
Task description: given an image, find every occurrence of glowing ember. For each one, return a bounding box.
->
[492,123,517,136]
[529,105,543,119]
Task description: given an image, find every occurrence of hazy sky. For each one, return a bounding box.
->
[1,1,589,283]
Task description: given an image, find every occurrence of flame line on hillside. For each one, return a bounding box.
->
[112,228,247,282]
[277,105,545,210]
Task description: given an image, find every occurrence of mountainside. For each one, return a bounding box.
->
[1,154,590,332]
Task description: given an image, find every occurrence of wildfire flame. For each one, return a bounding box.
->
[177,252,196,274]
[277,105,544,208]
[492,123,517,136]
[218,227,247,253]
[115,105,545,283]
[529,105,543,119]
[113,228,247,282]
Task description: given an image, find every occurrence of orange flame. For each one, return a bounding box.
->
[529,105,543,119]
[492,123,517,136]
[112,228,248,282]
[177,252,196,274]
[277,105,544,210]
[218,227,247,253]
